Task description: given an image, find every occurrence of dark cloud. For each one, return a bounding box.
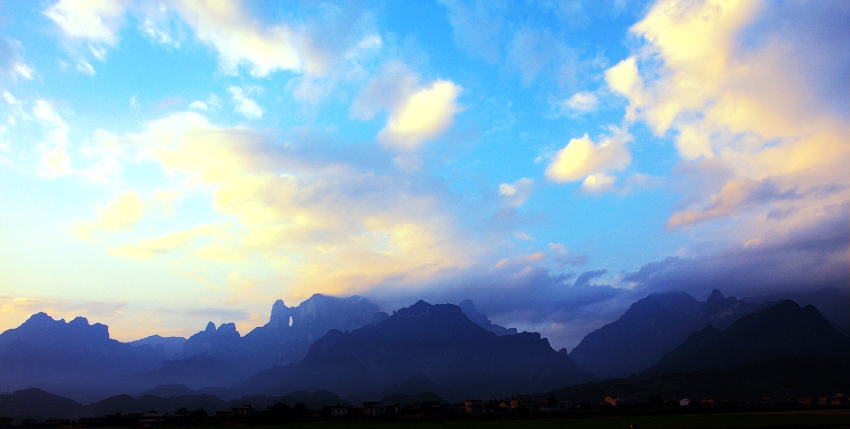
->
[625,203,849,299]
[574,269,607,286]
[365,261,628,350]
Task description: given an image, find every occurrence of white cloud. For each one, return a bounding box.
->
[545,131,632,186]
[188,101,207,111]
[559,91,599,115]
[78,111,478,302]
[606,0,850,252]
[45,0,127,47]
[75,59,96,75]
[168,0,310,77]
[499,177,534,207]
[377,80,462,151]
[581,173,616,194]
[228,86,263,120]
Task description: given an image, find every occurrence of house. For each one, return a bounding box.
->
[328,405,350,417]
[604,396,620,407]
[465,399,483,414]
[139,411,171,424]
[700,398,716,407]
[232,404,254,415]
[553,400,570,411]
[831,394,848,406]
[679,398,691,407]
[363,402,381,416]
[511,399,537,412]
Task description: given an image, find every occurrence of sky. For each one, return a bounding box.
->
[0,0,847,350]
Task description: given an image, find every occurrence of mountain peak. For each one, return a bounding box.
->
[270,299,288,323]
[25,312,58,325]
[394,300,463,319]
[204,321,216,332]
[707,289,725,301]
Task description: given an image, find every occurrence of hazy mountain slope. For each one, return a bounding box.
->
[458,299,517,335]
[127,335,186,359]
[569,290,767,379]
[642,300,850,377]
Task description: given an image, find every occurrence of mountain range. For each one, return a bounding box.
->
[569,289,773,379]
[0,287,848,420]
[230,300,590,400]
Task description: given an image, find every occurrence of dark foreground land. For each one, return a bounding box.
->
[155,409,850,429]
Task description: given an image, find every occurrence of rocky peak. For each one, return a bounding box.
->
[204,322,216,332]
[270,299,288,323]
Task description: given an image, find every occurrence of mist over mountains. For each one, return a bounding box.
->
[0,287,848,421]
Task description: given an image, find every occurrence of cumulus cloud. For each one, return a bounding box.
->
[376,79,462,151]
[603,0,850,268]
[498,177,534,208]
[545,131,631,188]
[351,61,463,151]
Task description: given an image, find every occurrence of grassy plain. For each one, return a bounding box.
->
[199,409,850,429]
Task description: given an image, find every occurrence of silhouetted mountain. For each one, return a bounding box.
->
[174,294,382,374]
[741,287,850,333]
[458,299,517,335]
[128,335,186,359]
[180,322,241,360]
[0,313,167,400]
[569,290,768,379]
[642,300,850,377]
[0,388,82,423]
[232,300,594,401]
[537,357,850,404]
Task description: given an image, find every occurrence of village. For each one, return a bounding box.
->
[3,393,848,427]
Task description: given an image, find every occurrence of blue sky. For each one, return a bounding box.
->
[1,0,847,349]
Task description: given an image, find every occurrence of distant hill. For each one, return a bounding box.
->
[0,388,82,423]
[569,290,769,379]
[642,300,850,377]
[231,300,594,401]
[741,287,850,334]
[127,335,186,359]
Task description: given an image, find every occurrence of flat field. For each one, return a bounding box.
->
[195,409,850,429]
